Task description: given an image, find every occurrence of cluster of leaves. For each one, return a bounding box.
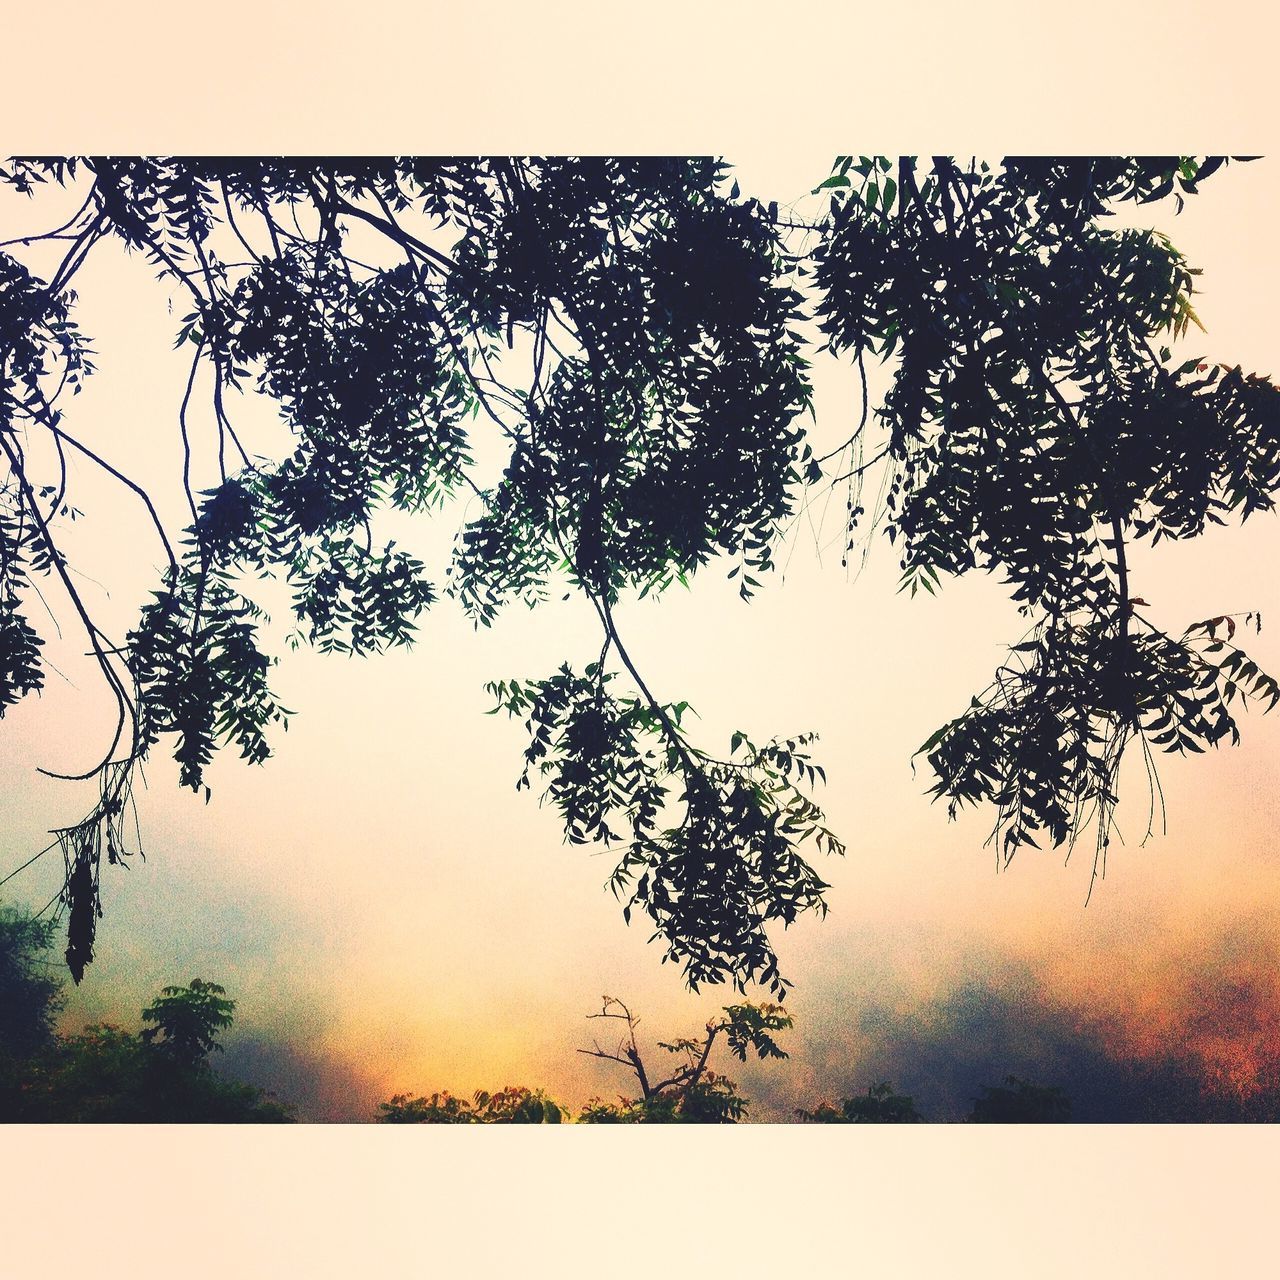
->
[128,571,287,791]
[576,1069,751,1124]
[378,1086,565,1124]
[813,156,1280,871]
[0,496,45,716]
[1,155,1277,995]
[487,666,842,995]
[798,1080,924,1123]
[0,190,97,724]
[920,611,1279,872]
[444,158,811,616]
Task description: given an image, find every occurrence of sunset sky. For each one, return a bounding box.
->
[3,153,1279,1121]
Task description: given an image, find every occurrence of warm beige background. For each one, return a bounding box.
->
[3,1,1280,1274]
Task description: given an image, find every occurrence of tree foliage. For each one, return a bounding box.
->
[140,977,236,1067]
[6,1019,292,1123]
[0,156,1276,993]
[967,1074,1072,1123]
[797,1075,1076,1123]
[826,157,1280,883]
[488,670,840,990]
[0,916,290,1122]
[0,905,64,1060]
[378,1086,564,1124]
[798,1080,924,1123]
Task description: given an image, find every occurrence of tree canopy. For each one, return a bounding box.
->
[0,906,291,1121]
[798,1081,924,1124]
[574,995,792,1122]
[0,156,1276,995]
[378,1086,566,1124]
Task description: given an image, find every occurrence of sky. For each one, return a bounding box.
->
[2,154,1280,1121]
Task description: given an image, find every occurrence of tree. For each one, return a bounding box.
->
[0,969,293,1122]
[0,904,64,1060]
[575,995,791,1122]
[798,1081,924,1123]
[968,1075,1072,1123]
[1,156,1277,995]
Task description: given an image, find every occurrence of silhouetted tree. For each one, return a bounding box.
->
[798,1080,924,1123]
[140,978,236,1067]
[0,904,63,1060]
[575,996,791,1122]
[968,1074,1072,1123]
[2,157,1277,994]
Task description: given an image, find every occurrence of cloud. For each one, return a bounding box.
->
[779,924,1280,1122]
